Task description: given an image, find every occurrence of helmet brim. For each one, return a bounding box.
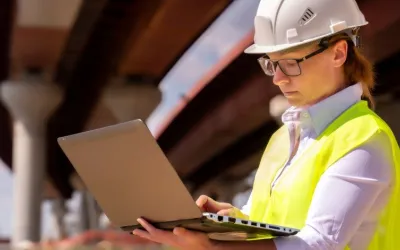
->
[244,23,368,54]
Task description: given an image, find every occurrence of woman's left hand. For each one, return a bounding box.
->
[132,218,216,250]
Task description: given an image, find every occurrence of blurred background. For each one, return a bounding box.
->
[1,0,400,249]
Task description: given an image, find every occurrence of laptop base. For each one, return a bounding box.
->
[121,213,299,241]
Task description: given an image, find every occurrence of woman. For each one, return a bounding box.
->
[133,0,400,249]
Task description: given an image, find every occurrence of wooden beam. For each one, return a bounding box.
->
[47,0,163,198]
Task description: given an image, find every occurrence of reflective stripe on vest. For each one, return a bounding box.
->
[249,100,400,249]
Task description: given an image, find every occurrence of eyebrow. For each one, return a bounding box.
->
[276,41,321,57]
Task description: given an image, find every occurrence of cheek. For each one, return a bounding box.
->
[299,79,322,96]
[292,64,330,96]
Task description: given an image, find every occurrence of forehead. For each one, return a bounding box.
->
[267,42,319,60]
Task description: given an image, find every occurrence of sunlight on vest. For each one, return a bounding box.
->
[249,101,400,249]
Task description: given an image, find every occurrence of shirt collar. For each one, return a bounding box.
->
[281,83,363,136]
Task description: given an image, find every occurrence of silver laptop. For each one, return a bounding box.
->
[57,119,299,241]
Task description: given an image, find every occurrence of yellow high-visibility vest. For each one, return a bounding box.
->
[249,100,400,249]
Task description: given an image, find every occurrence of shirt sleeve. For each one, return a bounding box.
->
[273,131,394,250]
[241,192,252,216]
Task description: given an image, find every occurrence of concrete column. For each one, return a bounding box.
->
[98,212,111,229]
[0,81,62,246]
[77,191,89,232]
[103,83,161,122]
[79,191,100,231]
[269,95,290,125]
[50,199,67,240]
[68,173,99,233]
[95,83,161,232]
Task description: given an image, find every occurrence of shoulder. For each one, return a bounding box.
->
[326,131,394,183]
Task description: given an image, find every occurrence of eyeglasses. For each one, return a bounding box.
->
[257,45,328,77]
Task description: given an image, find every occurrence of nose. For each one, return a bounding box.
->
[273,66,289,86]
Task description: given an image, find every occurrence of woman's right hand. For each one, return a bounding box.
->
[195,195,235,216]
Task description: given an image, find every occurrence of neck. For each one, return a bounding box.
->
[300,75,347,108]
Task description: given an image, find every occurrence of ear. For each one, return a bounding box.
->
[332,40,348,68]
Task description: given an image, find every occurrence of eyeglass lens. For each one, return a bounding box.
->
[259,59,301,76]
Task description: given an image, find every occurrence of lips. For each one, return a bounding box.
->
[283,91,298,95]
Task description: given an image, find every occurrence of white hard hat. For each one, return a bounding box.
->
[245,0,368,54]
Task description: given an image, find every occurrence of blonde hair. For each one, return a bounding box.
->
[328,33,376,109]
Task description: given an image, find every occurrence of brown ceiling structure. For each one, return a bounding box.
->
[118,0,232,78]
[0,0,233,199]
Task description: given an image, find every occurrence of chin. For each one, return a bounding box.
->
[286,98,304,107]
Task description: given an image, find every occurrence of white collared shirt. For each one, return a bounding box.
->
[241,83,394,249]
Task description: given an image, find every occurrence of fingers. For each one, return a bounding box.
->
[132,218,156,241]
[173,227,211,246]
[173,227,201,237]
[136,218,155,234]
[173,227,187,236]
[216,208,235,217]
[134,219,213,249]
[196,195,213,212]
[132,229,152,240]
[133,218,172,244]
[195,195,223,213]
[196,195,234,213]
